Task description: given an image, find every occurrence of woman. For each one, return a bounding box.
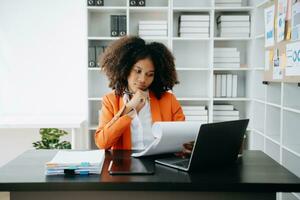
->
[95,36,185,150]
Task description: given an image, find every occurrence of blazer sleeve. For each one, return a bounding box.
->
[171,93,185,121]
[94,95,132,149]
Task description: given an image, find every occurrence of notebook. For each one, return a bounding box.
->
[155,119,249,171]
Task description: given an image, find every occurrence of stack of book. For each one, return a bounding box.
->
[213,104,239,122]
[138,21,167,37]
[217,15,250,38]
[46,150,105,175]
[215,0,242,7]
[110,15,127,37]
[182,106,208,123]
[178,15,210,38]
[214,73,238,97]
[214,47,240,68]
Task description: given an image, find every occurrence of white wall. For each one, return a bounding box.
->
[0,0,87,166]
[0,0,87,117]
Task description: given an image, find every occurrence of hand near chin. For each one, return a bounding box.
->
[126,89,148,113]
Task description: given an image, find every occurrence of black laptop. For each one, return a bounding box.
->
[155,119,249,171]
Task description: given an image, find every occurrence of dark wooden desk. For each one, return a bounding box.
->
[0,150,299,200]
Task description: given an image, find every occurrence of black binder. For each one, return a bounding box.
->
[118,15,127,36]
[137,0,145,6]
[95,46,104,67]
[129,0,137,6]
[88,46,96,68]
[95,0,104,6]
[110,15,119,37]
[87,0,95,6]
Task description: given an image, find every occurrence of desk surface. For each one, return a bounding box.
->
[0,150,299,192]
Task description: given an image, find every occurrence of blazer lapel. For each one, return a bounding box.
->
[149,91,162,122]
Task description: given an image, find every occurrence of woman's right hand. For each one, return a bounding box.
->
[125,89,148,112]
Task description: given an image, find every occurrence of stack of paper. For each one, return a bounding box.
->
[215,0,242,7]
[214,47,240,68]
[182,106,208,123]
[45,150,105,175]
[214,73,238,97]
[217,15,250,37]
[178,15,210,38]
[213,104,239,122]
[138,21,168,37]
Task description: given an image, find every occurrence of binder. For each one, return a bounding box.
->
[110,15,119,37]
[216,74,222,97]
[129,0,137,6]
[118,15,127,36]
[221,74,227,97]
[87,0,95,6]
[137,0,146,6]
[88,46,96,68]
[95,46,104,67]
[95,0,104,6]
[226,74,233,97]
[232,75,238,97]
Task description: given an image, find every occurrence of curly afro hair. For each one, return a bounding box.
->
[99,36,179,99]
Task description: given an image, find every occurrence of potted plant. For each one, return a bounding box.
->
[33,128,71,149]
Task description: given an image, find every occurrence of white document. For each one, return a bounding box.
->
[272,49,283,80]
[131,122,201,157]
[277,0,287,42]
[47,150,105,166]
[291,2,300,41]
[265,5,275,47]
[286,41,300,76]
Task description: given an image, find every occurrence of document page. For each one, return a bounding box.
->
[131,122,201,157]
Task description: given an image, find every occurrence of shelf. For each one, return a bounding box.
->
[176,68,210,71]
[88,97,103,101]
[252,128,264,137]
[88,68,100,71]
[265,102,281,109]
[129,7,168,12]
[214,6,254,11]
[252,68,265,71]
[177,97,210,101]
[173,7,213,12]
[213,98,251,101]
[88,36,120,40]
[87,6,127,12]
[255,34,264,39]
[213,68,251,71]
[214,37,252,41]
[256,0,272,8]
[172,37,210,41]
[283,107,300,114]
[139,36,169,41]
[253,98,265,104]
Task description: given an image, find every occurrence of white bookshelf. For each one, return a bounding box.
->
[86,3,300,199]
[87,0,256,145]
[249,1,300,199]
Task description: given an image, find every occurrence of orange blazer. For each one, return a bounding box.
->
[94,90,185,150]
